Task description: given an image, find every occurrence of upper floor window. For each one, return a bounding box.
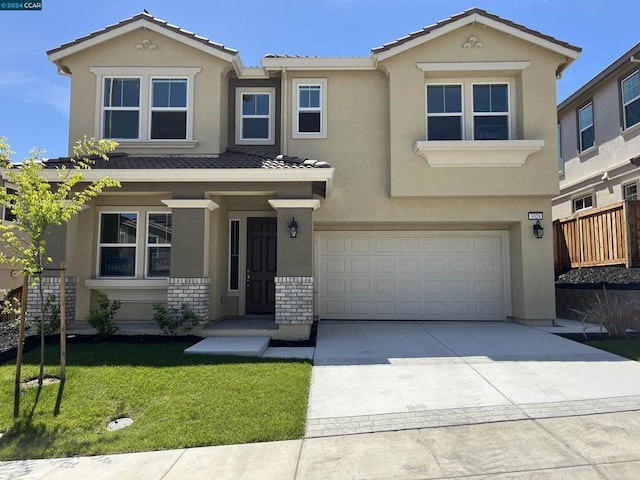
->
[578,102,594,152]
[103,78,140,139]
[91,67,200,144]
[292,78,327,138]
[150,79,187,139]
[573,193,593,212]
[426,81,512,141]
[622,70,640,130]
[426,84,462,140]
[473,84,509,140]
[624,182,638,201]
[236,87,275,145]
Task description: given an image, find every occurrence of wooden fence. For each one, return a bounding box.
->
[554,200,640,273]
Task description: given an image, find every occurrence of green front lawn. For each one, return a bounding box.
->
[0,341,311,460]
[586,338,640,361]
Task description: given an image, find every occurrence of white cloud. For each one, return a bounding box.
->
[0,72,69,116]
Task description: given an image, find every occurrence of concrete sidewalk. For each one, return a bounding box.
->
[2,411,640,479]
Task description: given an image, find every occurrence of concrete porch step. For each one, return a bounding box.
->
[184,336,270,357]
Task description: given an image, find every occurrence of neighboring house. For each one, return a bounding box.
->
[552,42,640,271]
[554,42,640,218]
[15,8,578,339]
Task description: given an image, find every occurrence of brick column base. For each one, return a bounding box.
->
[167,277,210,321]
[26,276,78,324]
[275,276,314,325]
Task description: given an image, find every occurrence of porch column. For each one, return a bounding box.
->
[161,199,219,321]
[268,199,320,327]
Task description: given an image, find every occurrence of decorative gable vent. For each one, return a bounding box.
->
[136,39,157,51]
[462,36,483,48]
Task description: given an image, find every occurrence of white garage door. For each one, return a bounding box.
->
[316,231,509,321]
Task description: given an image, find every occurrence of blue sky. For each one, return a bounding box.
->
[0,0,637,160]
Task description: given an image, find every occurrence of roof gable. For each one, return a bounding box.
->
[47,12,238,64]
[372,8,581,64]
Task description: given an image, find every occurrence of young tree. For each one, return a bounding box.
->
[0,136,120,388]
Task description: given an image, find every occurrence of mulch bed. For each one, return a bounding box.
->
[556,266,640,288]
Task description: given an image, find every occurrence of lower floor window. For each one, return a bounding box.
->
[573,194,593,212]
[624,183,638,201]
[98,210,171,278]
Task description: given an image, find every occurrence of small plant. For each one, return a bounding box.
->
[573,287,640,337]
[87,292,121,338]
[35,294,60,336]
[152,303,200,336]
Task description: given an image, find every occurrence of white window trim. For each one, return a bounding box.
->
[425,83,464,141]
[292,78,327,139]
[145,211,172,279]
[578,102,594,152]
[472,82,511,140]
[425,78,515,142]
[90,67,201,145]
[148,77,189,141]
[572,193,594,213]
[235,86,276,145]
[96,207,171,280]
[622,69,640,131]
[623,181,638,201]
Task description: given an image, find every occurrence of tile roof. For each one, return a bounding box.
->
[371,7,581,55]
[43,147,331,170]
[46,12,238,58]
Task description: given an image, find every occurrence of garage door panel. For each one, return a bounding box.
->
[317,231,507,321]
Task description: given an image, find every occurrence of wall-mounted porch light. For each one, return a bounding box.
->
[533,220,544,239]
[289,217,299,238]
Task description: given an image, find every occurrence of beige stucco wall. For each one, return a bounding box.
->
[58,27,231,155]
[554,72,640,220]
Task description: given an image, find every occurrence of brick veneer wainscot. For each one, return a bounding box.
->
[26,276,78,323]
[167,277,210,321]
[275,276,314,325]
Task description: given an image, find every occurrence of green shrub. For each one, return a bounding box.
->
[573,287,640,337]
[87,292,121,338]
[152,303,200,336]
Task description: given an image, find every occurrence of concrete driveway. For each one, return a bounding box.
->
[307,321,640,437]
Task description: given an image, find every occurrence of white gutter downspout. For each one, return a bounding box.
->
[281,67,288,155]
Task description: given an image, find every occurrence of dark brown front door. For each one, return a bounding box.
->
[246,217,277,314]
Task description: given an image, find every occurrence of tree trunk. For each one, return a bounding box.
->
[14,273,29,418]
[38,273,45,386]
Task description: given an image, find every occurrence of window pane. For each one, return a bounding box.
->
[625,184,638,201]
[299,86,321,108]
[104,111,139,139]
[147,246,171,277]
[256,94,270,115]
[104,78,139,107]
[623,71,640,104]
[243,118,269,139]
[581,126,594,150]
[100,213,137,243]
[151,111,187,139]
[473,85,490,112]
[152,79,187,108]
[491,85,508,112]
[625,99,640,129]
[299,112,321,133]
[3,187,17,222]
[427,117,462,140]
[474,116,509,140]
[444,85,462,112]
[100,247,136,277]
[229,220,239,290]
[230,256,239,290]
[579,104,593,128]
[242,94,256,115]
[427,86,445,113]
[148,213,171,244]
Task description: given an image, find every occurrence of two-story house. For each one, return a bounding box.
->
[554,42,640,219]
[553,42,640,271]
[30,8,579,339]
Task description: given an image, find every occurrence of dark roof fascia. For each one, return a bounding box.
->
[558,41,640,113]
[46,12,238,59]
[371,7,581,56]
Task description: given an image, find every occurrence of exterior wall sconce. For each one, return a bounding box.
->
[289,217,299,238]
[533,220,544,239]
